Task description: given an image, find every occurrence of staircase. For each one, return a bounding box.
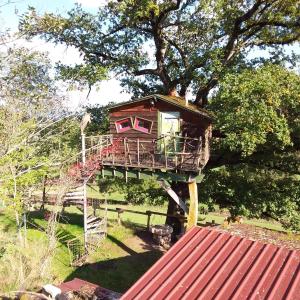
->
[63,182,107,260]
[62,135,114,265]
[86,211,107,250]
[63,185,85,211]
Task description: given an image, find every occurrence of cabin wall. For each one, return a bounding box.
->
[155,101,210,138]
[109,99,211,139]
[109,101,158,141]
[104,97,212,171]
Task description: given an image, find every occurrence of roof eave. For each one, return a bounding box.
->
[109,94,213,121]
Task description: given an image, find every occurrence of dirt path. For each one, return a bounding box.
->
[124,230,166,253]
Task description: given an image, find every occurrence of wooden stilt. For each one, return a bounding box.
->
[187,181,198,229]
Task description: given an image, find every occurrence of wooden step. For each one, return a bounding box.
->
[87,222,104,230]
[87,216,101,224]
[65,191,85,196]
[64,195,84,200]
[87,228,106,235]
[63,201,84,207]
[70,186,84,191]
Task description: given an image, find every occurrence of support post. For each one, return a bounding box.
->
[82,133,88,251]
[83,179,88,251]
[187,181,198,229]
[137,138,140,166]
[82,133,86,165]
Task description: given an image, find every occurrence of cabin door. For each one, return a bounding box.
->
[159,112,180,153]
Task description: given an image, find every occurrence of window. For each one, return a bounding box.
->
[134,117,153,134]
[115,117,133,133]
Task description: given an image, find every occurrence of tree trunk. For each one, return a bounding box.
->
[40,175,47,210]
[165,182,189,239]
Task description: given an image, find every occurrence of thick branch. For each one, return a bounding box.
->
[133,68,160,76]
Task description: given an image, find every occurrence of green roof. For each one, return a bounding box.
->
[110,94,213,120]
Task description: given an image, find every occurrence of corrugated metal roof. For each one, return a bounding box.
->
[121,226,300,300]
[109,94,213,120]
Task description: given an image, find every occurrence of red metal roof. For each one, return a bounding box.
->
[121,226,300,300]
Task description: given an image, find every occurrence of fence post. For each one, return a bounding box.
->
[116,207,124,225]
[146,210,152,231]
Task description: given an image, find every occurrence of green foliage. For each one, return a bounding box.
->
[84,102,115,136]
[204,65,300,232]
[210,65,300,156]
[19,1,300,103]
[99,177,167,206]
[201,165,300,232]
[0,47,76,221]
[125,178,166,205]
[99,177,128,195]
[57,63,107,90]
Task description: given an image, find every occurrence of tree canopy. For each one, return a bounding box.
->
[0,47,80,226]
[14,1,300,231]
[202,64,300,231]
[20,0,300,106]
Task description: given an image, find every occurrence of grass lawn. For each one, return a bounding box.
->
[0,206,164,293]
[0,185,291,293]
[86,185,286,232]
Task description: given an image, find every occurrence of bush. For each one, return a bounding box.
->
[125,178,167,206]
[0,231,56,293]
[99,177,167,206]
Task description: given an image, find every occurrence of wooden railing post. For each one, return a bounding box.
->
[137,138,140,166]
[124,137,127,166]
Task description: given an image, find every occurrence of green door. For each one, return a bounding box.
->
[160,112,180,135]
[159,112,180,153]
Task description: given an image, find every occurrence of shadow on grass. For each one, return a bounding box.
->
[63,220,164,293]
[107,234,137,256]
[64,250,162,293]
[26,210,83,259]
[27,209,83,227]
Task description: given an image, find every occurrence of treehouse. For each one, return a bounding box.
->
[86,94,212,177]
[64,95,213,254]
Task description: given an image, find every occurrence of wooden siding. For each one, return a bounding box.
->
[109,100,158,141]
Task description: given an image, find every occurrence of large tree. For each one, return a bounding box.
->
[202,64,300,231]
[0,47,79,229]
[19,0,300,106]
[18,1,300,231]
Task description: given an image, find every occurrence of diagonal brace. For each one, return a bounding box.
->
[159,179,188,214]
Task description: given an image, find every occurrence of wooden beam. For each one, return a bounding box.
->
[187,181,198,229]
[98,166,204,183]
[159,180,188,214]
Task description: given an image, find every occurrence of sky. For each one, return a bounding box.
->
[0,0,131,109]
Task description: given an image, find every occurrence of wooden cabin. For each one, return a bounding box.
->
[86,94,212,174]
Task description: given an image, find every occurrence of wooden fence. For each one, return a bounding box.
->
[97,207,187,230]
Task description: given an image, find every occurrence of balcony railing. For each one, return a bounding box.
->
[84,134,208,172]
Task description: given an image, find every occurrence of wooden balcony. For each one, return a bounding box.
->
[85,134,209,173]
